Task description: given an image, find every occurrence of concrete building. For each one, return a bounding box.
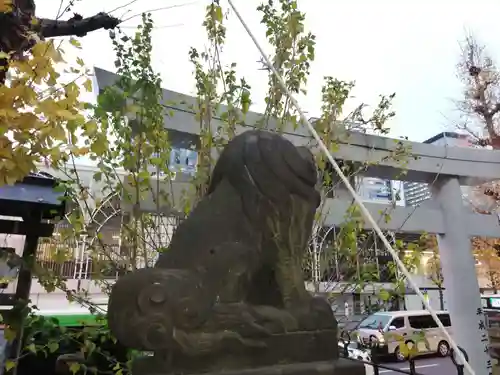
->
[404,132,474,206]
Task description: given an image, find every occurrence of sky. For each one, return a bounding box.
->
[36,0,500,142]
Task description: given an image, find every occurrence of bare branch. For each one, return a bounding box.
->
[456,32,500,143]
[38,12,120,38]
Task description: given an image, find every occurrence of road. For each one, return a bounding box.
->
[364,356,460,375]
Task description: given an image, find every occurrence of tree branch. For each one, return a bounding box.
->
[490,102,500,117]
[38,12,120,38]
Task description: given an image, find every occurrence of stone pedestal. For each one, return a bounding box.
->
[132,330,344,375]
[132,359,366,375]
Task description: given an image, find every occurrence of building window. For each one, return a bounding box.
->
[359,177,393,203]
[150,129,200,179]
[169,148,198,176]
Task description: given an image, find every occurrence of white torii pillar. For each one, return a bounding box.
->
[433,177,492,375]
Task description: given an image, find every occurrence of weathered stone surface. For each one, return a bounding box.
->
[131,330,339,374]
[132,359,367,375]
[107,130,358,374]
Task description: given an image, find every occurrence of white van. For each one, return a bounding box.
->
[355,310,452,361]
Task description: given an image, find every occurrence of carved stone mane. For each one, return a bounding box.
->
[206,130,320,216]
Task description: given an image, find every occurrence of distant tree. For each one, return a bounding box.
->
[422,232,500,301]
[422,235,445,310]
[456,33,500,148]
[473,237,500,293]
[455,33,500,260]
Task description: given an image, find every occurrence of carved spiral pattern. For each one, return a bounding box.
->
[108,269,176,351]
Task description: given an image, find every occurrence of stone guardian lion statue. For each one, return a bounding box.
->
[107,130,348,374]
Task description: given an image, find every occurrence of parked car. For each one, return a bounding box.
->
[354,310,452,361]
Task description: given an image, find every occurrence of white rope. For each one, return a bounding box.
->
[226,1,475,374]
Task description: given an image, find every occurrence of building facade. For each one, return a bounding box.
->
[404,132,474,206]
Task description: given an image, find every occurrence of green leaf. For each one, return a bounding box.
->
[5,360,16,372]
[241,89,251,114]
[90,136,108,156]
[69,362,81,374]
[84,339,96,356]
[4,328,16,342]
[138,170,151,180]
[48,341,59,353]
[69,38,82,49]
[27,343,36,353]
[83,120,97,135]
[83,79,92,92]
[215,5,223,22]
[378,289,390,301]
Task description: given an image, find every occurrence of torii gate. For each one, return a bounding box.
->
[318,131,500,375]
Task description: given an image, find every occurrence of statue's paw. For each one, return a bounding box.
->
[251,305,299,333]
[245,317,273,337]
[219,331,267,350]
[239,337,267,349]
[205,303,273,338]
[235,309,273,337]
[308,296,336,325]
[290,296,337,331]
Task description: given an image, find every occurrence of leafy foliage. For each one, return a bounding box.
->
[0,36,92,185]
[473,237,500,291]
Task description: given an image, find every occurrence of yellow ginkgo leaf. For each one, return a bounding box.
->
[83,79,93,92]
[56,109,78,120]
[0,0,13,13]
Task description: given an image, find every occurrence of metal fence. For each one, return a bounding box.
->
[339,330,472,375]
[34,215,184,279]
